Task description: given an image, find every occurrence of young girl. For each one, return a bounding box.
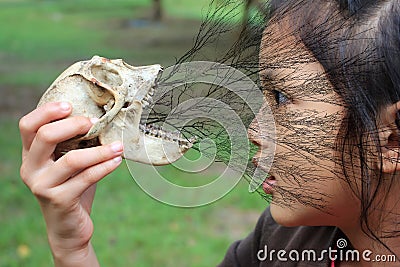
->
[19,0,400,266]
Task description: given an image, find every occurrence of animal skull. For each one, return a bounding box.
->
[38,55,194,165]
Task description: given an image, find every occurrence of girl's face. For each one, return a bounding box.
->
[249,19,360,228]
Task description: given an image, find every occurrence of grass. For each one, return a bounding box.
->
[0,0,267,266]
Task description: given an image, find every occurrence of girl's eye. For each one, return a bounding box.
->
[272,89,290,106]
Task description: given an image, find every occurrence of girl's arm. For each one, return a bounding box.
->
[19,102,124,267]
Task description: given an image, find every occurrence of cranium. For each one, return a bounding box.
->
[38,55,194,165]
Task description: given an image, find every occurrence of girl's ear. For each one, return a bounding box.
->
[379,101,400,173]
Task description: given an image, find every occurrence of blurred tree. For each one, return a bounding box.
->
[153,0,162,21]
[243,0,253,24]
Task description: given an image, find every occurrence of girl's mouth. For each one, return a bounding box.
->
[262,175,276,195]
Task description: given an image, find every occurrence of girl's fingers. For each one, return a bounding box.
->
[54,156,122,202]
[27,116,93,167]
[45,142,123,187]
[19,102,72,153]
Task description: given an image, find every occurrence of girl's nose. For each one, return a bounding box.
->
[248,117,262,146]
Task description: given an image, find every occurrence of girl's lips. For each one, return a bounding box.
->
[262,176,276,195]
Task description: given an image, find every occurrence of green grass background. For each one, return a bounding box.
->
[0,1,267,266]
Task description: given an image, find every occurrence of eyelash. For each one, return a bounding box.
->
[272,89,290,106]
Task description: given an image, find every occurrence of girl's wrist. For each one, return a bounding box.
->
[52,242,100,267]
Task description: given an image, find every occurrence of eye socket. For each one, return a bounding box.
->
[272,89,290,106]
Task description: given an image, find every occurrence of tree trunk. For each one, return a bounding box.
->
[153,0,162,21]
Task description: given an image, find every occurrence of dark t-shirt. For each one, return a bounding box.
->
[217,207,344,267]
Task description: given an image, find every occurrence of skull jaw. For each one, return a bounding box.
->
[120,133,191,166]
[99,108,193,165]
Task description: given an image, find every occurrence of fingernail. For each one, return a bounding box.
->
[60,102,71,111]
[113,156,122,164]
[111,141,123,153]
[90,118,99,124]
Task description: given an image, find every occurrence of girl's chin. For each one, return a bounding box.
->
[269,202,309,227]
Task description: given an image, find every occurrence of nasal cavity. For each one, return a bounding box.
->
[91,64,123,87]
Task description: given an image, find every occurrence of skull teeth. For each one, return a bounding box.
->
[139,124,194,147]
[141,96,153,108]
[141,85,155,108]
[148,86,155,96]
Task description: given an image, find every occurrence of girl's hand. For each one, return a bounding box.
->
[19,102,123,267]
